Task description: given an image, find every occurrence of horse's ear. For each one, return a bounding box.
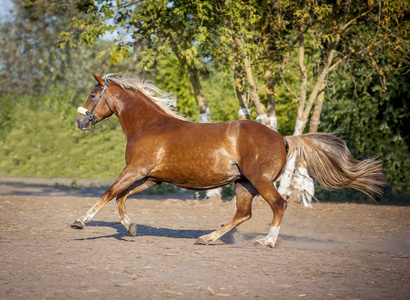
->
[92,73,104,85]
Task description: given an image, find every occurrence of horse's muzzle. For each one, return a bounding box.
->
[76,116,92,131]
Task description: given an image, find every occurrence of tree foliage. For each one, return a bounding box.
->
[322,57,410,192]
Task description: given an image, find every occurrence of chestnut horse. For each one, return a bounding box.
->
[71,74,383,247]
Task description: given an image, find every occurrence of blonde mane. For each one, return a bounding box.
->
[102,74,186,121]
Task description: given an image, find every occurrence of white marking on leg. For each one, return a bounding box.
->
[83,210,98,223]
[120,215,132,228]
[255,226,280,247]
[78,205,101,224]
[265,226,280,246]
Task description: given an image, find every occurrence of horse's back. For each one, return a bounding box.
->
[164,119,286,166]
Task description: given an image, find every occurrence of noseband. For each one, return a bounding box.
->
[77,79,114,125]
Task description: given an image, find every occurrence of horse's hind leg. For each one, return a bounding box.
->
[116,179,159,236]
[195,179,258,245]
[252,181,287,248]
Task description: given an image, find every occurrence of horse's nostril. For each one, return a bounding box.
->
[76,120,82,129]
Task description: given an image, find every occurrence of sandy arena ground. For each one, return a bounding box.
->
[0,182,409,299]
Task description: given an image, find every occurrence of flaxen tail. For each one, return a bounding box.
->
[284,133,384,198]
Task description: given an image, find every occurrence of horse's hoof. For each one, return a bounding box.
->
[253,239,275,248]
[70,220,85,230]
[253,240,265,247]
[128,223,137,236]
[195,237,209,245]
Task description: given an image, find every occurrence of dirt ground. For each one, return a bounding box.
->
[0,182,409,299]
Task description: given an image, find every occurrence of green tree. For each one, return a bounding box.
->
[126,0,218,122]
[277,0,410,202]
[0,0,79,96]
[322,59,410,192]
[0,0,127,97]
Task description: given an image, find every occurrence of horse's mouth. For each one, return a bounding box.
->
[76,119,92,131]
[78,126,91,132]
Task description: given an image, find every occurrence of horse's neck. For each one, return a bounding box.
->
[116,90,171,140]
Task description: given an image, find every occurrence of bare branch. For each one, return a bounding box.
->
[341,9,373,32]
[329,58,342,73]
[280,70,299,100]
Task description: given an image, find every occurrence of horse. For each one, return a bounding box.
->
[71,73,384,247]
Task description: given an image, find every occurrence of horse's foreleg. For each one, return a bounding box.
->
[195,179,258,245]
[116,178,159,236]
[70,166,141,230]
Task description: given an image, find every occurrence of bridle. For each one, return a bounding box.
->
[77,79,114,125]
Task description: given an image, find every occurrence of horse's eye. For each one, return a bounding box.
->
[90,94,96,99]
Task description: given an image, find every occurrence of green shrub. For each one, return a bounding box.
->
[0,86,126,180]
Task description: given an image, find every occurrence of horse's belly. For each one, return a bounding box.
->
[149,160,241,190]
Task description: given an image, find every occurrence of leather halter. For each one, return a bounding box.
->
[77,79,114,125]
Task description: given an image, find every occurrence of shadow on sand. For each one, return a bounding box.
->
[73,221,239,244]
[73,221,342,249]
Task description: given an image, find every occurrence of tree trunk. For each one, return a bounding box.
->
[233,35,268,125]
[291,79,328,207]
[309,80,327,133]
[188,67,210,122]
[233,66,250,120]
[278,29,341,202]
[278,32,308,198]
[263,52,291,132]
[294,42,338,206]
[296,32,308,131]
[263,68,278,131]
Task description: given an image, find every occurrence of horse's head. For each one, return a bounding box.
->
[76,73,115,131]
